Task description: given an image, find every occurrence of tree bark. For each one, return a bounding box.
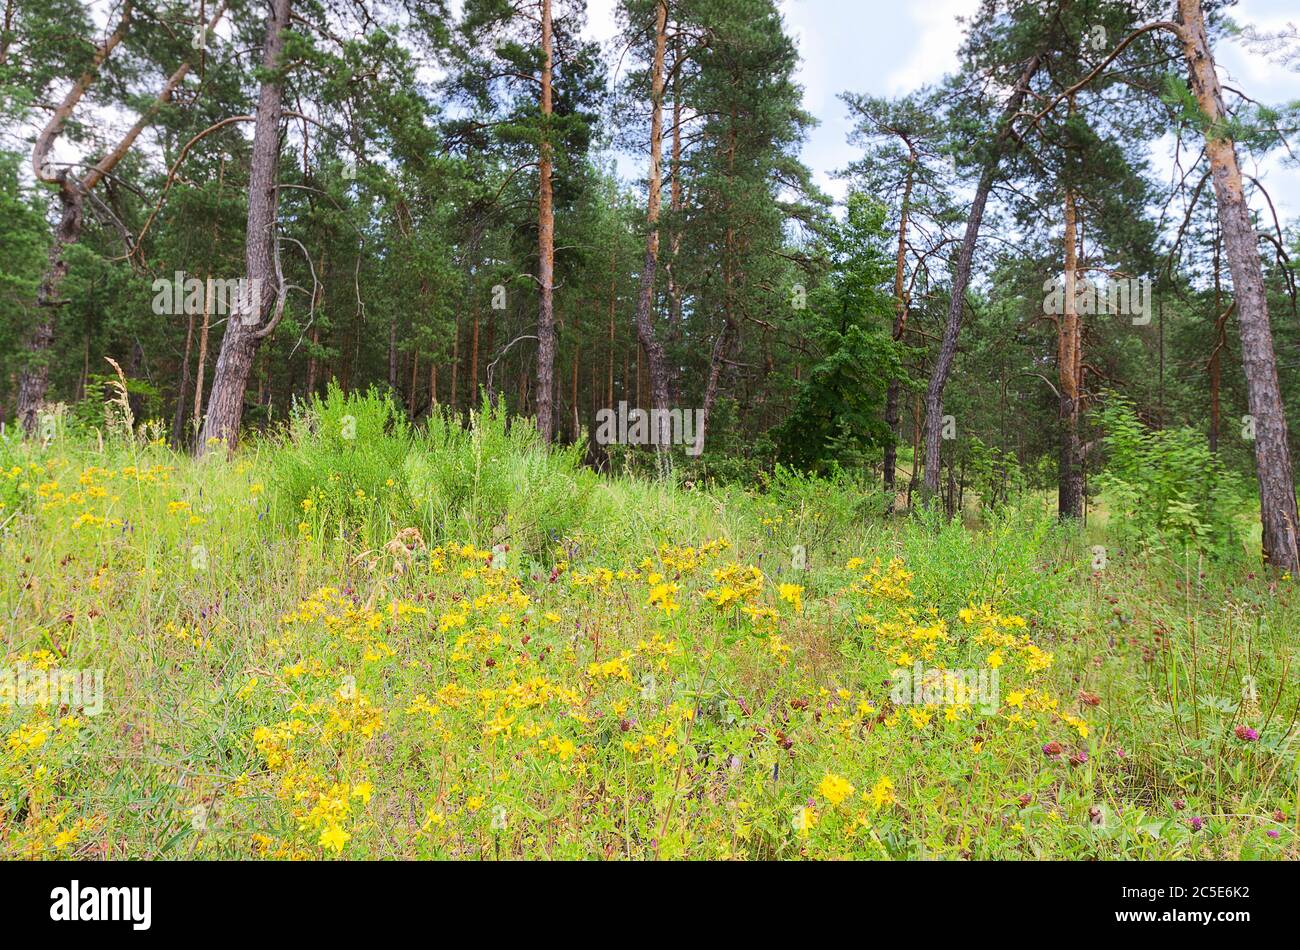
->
[922,52,1041,498]
[606,248,617,409]
[173,304,196,445]
[470,310,480,404]
[692,322,736,457]
[883,149,915,496]
[17,182,84,433]
[450,315,460,411]
[535,0,557,442]
[199,0,290,453]
[388,315,398,391]
[18,1,229,433]
[633,0,673,465]
[1057,188,1084,520]
[1177,0,1299,569]
[665,27,685,349]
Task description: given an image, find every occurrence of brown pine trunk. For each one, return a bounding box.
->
[1177,0,1299,569]
[923,53,1041,498]
[199,0,290,453]
[78,325,89,400]
[1057,188,1084,520]
[17,183,84,432]
[906,392,922,509]
[606,248,617,408]
[571,342,580,440]
[883,151,915,495]
[19,1,227,434]
[172,307,196,445]
[470,310,480,405]
[665,28,685,344]
[535,0,557,442]
[306,326,319,395]
[1208,229,1225,453]
[192,277,212,438]
[450,316,460,411]
[633,0,673,464]
[388,316,398,391]
[409,350,420,414]
[484,308,495,408]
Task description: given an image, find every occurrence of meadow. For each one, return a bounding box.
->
[1,389,1296,860]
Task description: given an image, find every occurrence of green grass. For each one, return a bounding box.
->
[1,402,1296,859]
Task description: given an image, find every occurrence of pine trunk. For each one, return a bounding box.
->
[198,0,290,453]
[535,0,557,442]
[17,183,83,432]
[633,0,673,464]
[1178,0,1299,569]
[922,53,1041,499]
[1057,189,1084,520]
[883,152,915,495]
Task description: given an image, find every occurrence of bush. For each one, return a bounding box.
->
[1092,396,1249,558]
[268,383,419,546]
[404,397,597,558]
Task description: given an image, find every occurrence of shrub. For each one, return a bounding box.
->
[1092,396,1249,558]
[268,383,419,545]
[404,397,597,558]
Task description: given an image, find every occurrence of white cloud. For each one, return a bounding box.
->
[887,0,972,93]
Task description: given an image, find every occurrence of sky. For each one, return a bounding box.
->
[583,0,1300,215]
[26,0,1300,224]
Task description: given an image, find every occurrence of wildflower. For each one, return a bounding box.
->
[541,735,577,762]
[767,634,792,665]
[778,583,804,613]
[6,723,48,755]
[865,776,896,810]
[53,828,80,851]
[319,824,351,853]
[818,773,855,806]
[1234,725,1259,742]
[647,582,681,616]
[1041,741,1063,760]
[1062,713,1089,738]
[1188,817,1204,832]
[792,806,818,835]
